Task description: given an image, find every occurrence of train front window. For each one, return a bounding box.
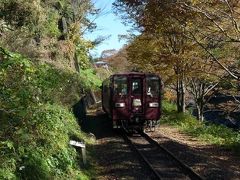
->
[146,77,160,97]
[114,76,127,96]
[132,78,142,95]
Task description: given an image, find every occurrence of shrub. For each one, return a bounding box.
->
[0,48,98,179]
[162,100,177,114]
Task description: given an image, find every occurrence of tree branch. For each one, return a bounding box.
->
[188,32,239,80]
[182,2,240,42]
[203,82,219,97]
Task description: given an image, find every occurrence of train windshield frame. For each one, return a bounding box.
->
[113,76,128,96]
[131,78,143,95]
[146,76,160,97]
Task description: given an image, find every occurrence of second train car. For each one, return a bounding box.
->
[102,72,162,131]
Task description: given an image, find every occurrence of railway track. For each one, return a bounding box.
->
[121,130,203,180]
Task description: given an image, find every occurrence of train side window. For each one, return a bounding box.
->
[146,77,160,97]
[114,76,128,96]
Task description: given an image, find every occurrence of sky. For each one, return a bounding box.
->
[84,0,130,57]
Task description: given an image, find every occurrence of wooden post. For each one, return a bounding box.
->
[81,147,86,165]
[69,140,86,165]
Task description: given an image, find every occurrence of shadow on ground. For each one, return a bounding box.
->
[91,138,152,180]
[72,97,86,124]
[150,133,240,180]
[72,97,115,139]
[81,113,115,139]
[72,99,153,179]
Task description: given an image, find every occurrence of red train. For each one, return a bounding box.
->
[102,72,162,131]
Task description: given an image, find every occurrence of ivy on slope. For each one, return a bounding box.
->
[80,68,101,88]
[0,48,99,179]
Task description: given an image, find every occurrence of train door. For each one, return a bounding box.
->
[130,77,144,114]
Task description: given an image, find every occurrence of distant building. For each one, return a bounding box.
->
[94,61,109,70]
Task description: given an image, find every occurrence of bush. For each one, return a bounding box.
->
[0,48,98,179]
[162,100,177,114]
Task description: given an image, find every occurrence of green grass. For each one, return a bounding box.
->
[161,101,240,155]
[0,48,99,179]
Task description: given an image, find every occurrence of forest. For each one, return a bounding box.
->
[0,0,240,179]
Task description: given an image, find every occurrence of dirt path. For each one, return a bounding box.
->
[148,125,240,180]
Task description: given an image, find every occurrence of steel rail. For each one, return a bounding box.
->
[140,132,204,180]
[121,130,162,180]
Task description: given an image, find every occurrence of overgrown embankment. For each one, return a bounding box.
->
[161,101,240,155]
[0,48,100,179]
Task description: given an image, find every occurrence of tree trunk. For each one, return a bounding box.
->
[176,78,186,113]
[180,79,186,113]
[199,99,204,121]
[196,99,204,121]
[176,78,181,112]
[196,105,201,120]
[74,51,80,72]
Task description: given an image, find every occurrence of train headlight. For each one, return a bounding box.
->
[115,103,125,108]
[149,102,159,107]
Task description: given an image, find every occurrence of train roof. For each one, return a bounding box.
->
[112,72,159,76]
[102,72,162,84]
